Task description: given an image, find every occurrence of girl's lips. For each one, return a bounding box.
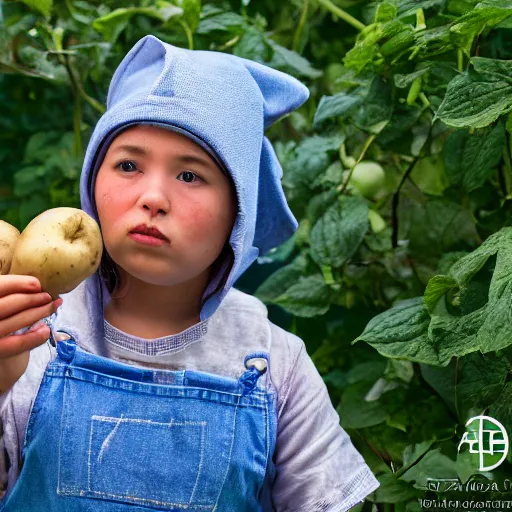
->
[128,233,168,246]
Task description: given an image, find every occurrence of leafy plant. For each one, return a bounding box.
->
[2,0,512,509]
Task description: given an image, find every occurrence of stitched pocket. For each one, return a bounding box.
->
[57,373,239,510]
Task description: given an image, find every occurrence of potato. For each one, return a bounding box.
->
[0,220,21,275]
[8,208,103,299]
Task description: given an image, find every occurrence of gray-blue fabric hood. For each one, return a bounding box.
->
[80,34,310,323]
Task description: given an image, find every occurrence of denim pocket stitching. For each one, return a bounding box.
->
[85,415,209,507]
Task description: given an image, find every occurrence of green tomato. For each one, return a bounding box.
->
[348,161,386,199]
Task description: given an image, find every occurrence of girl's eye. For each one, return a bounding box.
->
[115,160,138,173]
[114,162,202,183]
[177,171,203,183]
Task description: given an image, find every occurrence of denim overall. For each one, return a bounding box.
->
[0,336,278,511]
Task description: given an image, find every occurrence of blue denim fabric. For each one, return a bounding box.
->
[0,337,277,511]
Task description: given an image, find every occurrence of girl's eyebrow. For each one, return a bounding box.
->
[112,144,216,170]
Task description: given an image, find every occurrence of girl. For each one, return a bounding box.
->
[0,35,380,511]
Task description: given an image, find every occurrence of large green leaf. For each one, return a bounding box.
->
[352,297,441,365]
[282,133,345,189]
[426,228,512,362]
[443,122,506,191]
[450,0,512,38]
[398,197,480,257]
[310,196,369,269]
[435,59,512,128]
[272,274,335,317]
[455,351,509,421]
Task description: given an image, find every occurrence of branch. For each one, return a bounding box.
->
[316,0,366,32]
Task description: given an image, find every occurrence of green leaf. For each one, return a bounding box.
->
[456,351,509,421]
[450,1,512,38]
[338,381,388,429]
[267,39,322,79]
[17,0,52,17]
[272,274,334,317]
[310,196,369,268]
[424,275,457,314]
[343,24,383,74]
[398,197,480,257]
[435,66,512,129]
[427,228,512,362]
[373,473,422,503]
[313,91,363,129]
[399,440,435,475]
[488,382,512,464]
[233,25,270,62]
[0,46,67,83]
[443,122,506,191]
[353,77,394,132]
[400,449,458,489]
[253,254,308,303]
[346,360,387,384]
[471,56,512,82]
[420,362,457,414]
[394,67,430,88]
[375,1,398,23]
[176,0,201,32]
[376,104,423,146]
[353,297,441,365]
[397,0,444,17]
[195,11,245,34]
[283,133,345,189]
[93,7,171,43]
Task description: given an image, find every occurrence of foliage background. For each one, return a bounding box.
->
[2,0,512,509]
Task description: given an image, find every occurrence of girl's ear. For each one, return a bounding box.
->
[241,59,310,130]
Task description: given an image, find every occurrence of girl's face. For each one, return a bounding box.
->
[94,124,237,290]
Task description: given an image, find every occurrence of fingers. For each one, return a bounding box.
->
[0,295,62,339]
[0,324,51,359]
[0,275,42,298]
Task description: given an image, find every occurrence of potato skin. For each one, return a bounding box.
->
[0,221,21,275]
[9,208,103,299]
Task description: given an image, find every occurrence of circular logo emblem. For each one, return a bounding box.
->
[458,415,509,471]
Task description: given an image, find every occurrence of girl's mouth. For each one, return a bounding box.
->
[128,233,168,246]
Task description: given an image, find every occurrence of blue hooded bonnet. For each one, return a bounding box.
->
[80,34,310,324]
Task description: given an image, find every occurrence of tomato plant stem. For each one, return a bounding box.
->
[293,0,309,52]
[179,20,194,50]
[337,133,377,195]
[316,0,366,32]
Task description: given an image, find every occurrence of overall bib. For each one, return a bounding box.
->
[0,337,278,511]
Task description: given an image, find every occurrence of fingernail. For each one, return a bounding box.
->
[29,320,46,332]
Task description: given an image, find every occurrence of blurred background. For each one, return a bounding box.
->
[2,0,512,509]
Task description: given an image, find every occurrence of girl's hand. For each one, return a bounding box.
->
[0,275,63,359]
